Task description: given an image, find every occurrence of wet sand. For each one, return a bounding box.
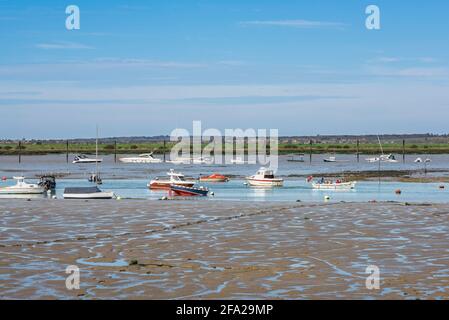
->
[0,199,448,299]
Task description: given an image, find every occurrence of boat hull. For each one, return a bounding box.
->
[170,185,209,196]
[0,187,46,195]
[63,191,115,199]
[148,181,195,190]
[119,158,162,164]
[246,178,284,187]
[312,182,357,190]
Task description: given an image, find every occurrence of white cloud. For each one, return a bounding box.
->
[240,19,347,29]
[35,42,94,50]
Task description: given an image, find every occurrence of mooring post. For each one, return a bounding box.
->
[402,139,405,163]
[356,139,360,162]
[66,140,69,163]
[18,141,21,163]
[114,140,117,163]
[163,139,166,162]
[309,140,312,163]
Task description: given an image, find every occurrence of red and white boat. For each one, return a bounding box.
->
[148,169,195,190]
[199,173,229,182]
[246,167,283,187]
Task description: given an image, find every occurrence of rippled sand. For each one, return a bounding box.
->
[0,199,448,299]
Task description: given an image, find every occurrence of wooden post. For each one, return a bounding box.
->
[402,139,405,163]
[66,140,69,163]
[356,139,360,162]
[18,141,21,163]
[114,140,117,163]
[309,140,312,163]
[163,139,166,162]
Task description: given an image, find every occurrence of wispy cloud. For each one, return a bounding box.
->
[368,67,448,78]
[35,41,94,50]
[240,19,347,29]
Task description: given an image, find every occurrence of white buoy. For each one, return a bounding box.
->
[324,195,330,201]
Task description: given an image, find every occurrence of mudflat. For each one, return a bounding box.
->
[0,199,448,299]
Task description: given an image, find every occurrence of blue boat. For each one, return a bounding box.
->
[169,184,209,196]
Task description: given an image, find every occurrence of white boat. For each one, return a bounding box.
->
[415,157,431,163]
[366,154,398,163]
[246,167,283,187]
[63,187,115,199]
[119,153,162,164]
[230,157,246,165]
[365,136,398,163]
[73,154,102,164]
[0,177,46,194]
[148,169,195,190]
[312,180,357,190]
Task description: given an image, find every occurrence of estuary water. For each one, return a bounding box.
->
[0,154,449,203]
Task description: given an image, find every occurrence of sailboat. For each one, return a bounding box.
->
[366,136,398,163]
[64,126,115,199]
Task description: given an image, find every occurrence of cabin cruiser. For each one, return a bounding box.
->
[246,167,284,187]
[0,177,46,194]
[73,154,103,164]
[323,156,349,163]
[63,186,115,199]
[119,153,162,164]
[148,169,195,190]
[366,154,398,163]
[311,178,357,190]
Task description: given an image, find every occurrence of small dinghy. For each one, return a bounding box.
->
[169,185,209,197]
[199,173,229,182]
[63,186,115,199]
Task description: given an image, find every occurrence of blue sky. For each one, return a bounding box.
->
[0,0,448,138]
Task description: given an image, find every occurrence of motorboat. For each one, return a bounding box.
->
[415,158,431,163]
[38,175,56,190]
[414,157,423,163]
[199,173,229,182]
[119,153,162,164]
[169,185,209,197]
[0,177,46,194]
[246,167,284,187]
[63,186,115,199]
[287,154,305,162]
[366,154,398,163]
[311,178,357,190]
[323,156,348,163]
[73,154,102,164]
[148,169,195,190]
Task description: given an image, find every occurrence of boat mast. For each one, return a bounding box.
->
[377,135,384,156]
[96,125,99,183]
